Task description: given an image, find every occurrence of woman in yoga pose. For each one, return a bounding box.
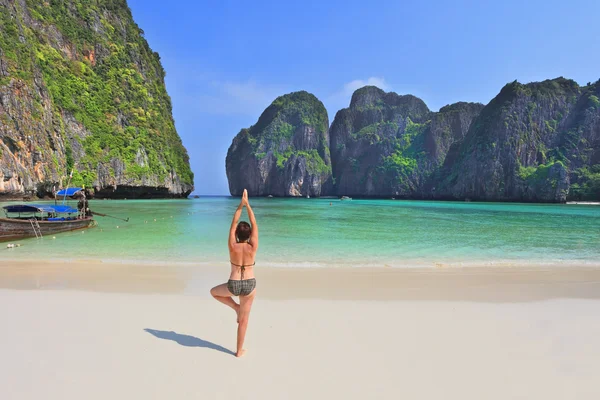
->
[210,189,258,358]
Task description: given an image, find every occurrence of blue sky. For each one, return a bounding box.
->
[127,0,600,195]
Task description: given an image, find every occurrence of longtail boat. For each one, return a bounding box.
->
[0,187,96,242]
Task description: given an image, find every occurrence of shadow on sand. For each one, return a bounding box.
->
[144,328,234,356]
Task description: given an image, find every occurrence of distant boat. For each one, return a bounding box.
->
[306,194,310,199]
[193,195,200,199]
[340,196,352,201]
[267,195,273,198]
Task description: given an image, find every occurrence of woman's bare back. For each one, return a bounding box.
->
[229,242,256,280]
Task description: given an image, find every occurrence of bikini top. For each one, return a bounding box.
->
[230,261,256,280]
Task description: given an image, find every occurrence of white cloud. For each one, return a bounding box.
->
[193,80,289,117]
[188,76,393,121]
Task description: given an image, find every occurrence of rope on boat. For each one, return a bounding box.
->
[91,211,129,222]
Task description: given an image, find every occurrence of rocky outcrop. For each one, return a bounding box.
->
[436,78,600,202]
[226,91,331,197]
[226,79,599,202]
[330,86,483,197]
[0,0,193,199]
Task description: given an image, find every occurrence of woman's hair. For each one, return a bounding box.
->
[236,221,252,242]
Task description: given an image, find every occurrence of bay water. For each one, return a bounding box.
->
[1,197,599,268]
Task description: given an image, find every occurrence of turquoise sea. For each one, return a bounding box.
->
[1,197,599,268]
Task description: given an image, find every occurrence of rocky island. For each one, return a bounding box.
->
[227,78,600,202]
[0,0,193,199]
[226,91,331,197]
[436,78,600,202]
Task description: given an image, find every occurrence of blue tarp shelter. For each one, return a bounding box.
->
[56,187,83,197]
[3,204,78,214]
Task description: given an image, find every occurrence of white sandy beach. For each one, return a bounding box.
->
[1,262,600,399]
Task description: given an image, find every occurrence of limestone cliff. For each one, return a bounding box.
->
[226,91,330,197]
[0,0,193,199]
[437,78,600,202]
[330,86,483,197]
[226,79,599,202]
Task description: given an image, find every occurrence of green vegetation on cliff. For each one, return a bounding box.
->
[247,91,330,176]
[570,165,600,200]
[270,92,329,135]
[274,149,331,175]
[518,160,565,188]
[249,91,328,147]
[380,118,428,182]
[0,0,192,190]
[353,121,399,144]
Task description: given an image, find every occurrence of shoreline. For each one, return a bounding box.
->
[2,195,599,202]
[3,254,600,269]
[2,260,600,302]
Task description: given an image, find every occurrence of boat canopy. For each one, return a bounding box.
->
[56,187,83,197]
[3,204,78,214]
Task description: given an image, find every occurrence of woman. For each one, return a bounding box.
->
[210,189,258,358]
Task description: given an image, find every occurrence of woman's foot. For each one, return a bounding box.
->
[236,349,246,358]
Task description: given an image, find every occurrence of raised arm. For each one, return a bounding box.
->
[228,197,244,249]
[246,199,259,250]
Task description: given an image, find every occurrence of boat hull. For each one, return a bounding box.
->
[0,218,96,242]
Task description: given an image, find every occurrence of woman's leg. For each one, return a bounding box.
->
[236,289,256,357]
[210,283,239,318]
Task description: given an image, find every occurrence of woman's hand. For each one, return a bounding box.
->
[238,189,248,208]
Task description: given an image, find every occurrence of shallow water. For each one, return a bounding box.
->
[1,197,599,268]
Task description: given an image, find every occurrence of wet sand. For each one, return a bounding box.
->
[2,260,600,301]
